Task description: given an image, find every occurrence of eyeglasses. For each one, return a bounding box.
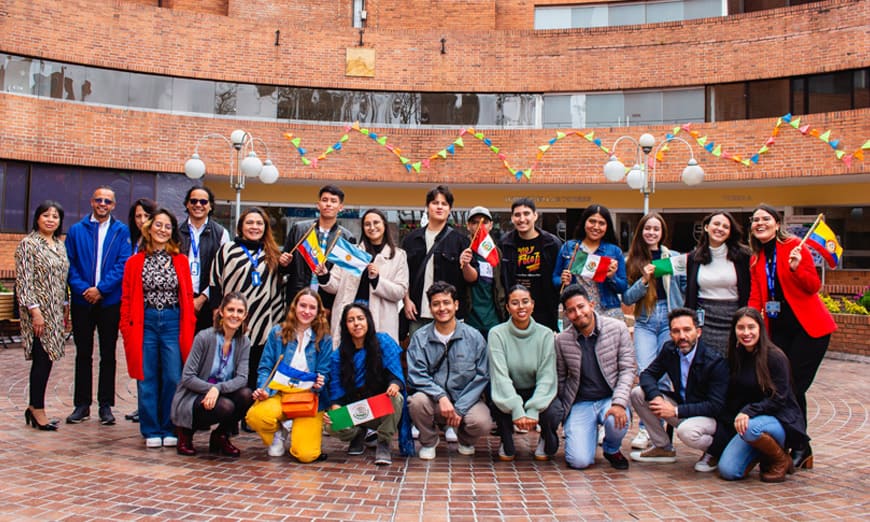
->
[151,222,174,231]
[93,198,114,205]
[188,198,209,206]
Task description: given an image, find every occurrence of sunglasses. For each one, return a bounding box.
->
[93,198,114,205]
[188,198,209,206]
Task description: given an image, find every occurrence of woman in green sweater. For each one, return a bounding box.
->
[488,285,557,461]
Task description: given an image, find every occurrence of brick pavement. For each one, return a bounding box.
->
[0,342,867,521]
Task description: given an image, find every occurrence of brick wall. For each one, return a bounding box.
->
[830,314,870,356]
[1,0,865,90]
[369,0,496,30]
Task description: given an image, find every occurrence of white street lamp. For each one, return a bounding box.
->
[183,130,279,226]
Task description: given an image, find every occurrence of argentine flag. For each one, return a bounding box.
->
[327,236,372,277]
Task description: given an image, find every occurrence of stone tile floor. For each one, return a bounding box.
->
[0,344,867,521]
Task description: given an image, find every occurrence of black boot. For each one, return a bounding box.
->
[791,443,813,470]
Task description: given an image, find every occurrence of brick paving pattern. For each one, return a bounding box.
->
[0,343,867,521]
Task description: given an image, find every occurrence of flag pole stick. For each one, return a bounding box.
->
[560,242,581,294]
[286,222,317,256]
[799,213,823,248]
[258,354,284,400]
[325,229,343,256]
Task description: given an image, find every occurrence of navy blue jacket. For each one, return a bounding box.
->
[66,215,132,306]
[639,339,728,420]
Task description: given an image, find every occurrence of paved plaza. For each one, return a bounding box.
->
[0,341,867,521]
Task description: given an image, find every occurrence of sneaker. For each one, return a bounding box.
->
[457,443,475,456]
[268,429,288,457]
[411,425,420,439]
[445,426,458,443]
[498,444,515,462]
[631,427,650,449]
[364,429,378,448]
[597,425,605,446]
[630,446,676,463]
[347,430,366,456]
[98,405,115,426]
[603,450,630,470]
[145,437,162,448]
[418,445,436,460]
[374,440,392,465]
[694,452,719,472]
[66,406,90,424]
[534,439,552,461]
[162,436,178,447]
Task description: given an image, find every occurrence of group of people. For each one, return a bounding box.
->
[15,182,834,481]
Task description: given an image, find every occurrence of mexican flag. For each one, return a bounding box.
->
[570,251,611,283]
[329,393,395,431]
[470,227,500,266]
[651,254,688,277]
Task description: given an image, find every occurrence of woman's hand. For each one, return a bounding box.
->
[514,417,537,432]
[252,388,269,401]
[312,374,325,390]
[560,269,572,285]
[368,263,379,279]
[641,263,655,285]
[788,245,802,271]
[607,259,618,279]
[30,308,45,338]
[279,252,293,267]
[322,405,340,426]
[202,386,219,410]
[734,413,750,436]
[314,263,328,276]
[386,383,400,398]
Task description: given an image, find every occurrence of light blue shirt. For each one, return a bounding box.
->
[679,343,697,401]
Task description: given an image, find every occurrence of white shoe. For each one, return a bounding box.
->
[145,437,162,448]
[268,429,288,457]
[694,452,718,472]
[457,443,475,456]
[445,426,458,443]
[534,438,552,461]
[597,425,605,446]
[631,427,650,449]
[162,436,177,447]
[497,443,515,461]
[411,426,420,439]
[418,445,436,460]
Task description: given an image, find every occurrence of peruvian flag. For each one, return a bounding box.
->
[471,226,500,266]
[328,393,395,431]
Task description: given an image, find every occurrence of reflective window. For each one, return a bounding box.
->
[536,0,719,29]
[586,93,625,127]
[234,84,278,119]
[663,89,705,122]
[534,7,572,29]
[685,0,722,18]
[0,162,28,232]
[609,3,645,25]
[647,1,684,23]
[855,70,869,109]
[215,82,237,115]
[808,72,853,113]
[85,68,130,106]
[748,79,789,118]
[1,55,34,94]
[572,6,608,27]
[172,77,215,114]
[624,92,663,126]
[129,72,173,110]
[542,95,572,128]
[707,83,746,121]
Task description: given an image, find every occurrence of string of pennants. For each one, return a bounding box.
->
[283,115,869,181]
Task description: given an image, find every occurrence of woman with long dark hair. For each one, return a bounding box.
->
[16,201,69,431]
[324,303,406,465]
[553,204,627,320]
[748,204,835,469]
[127,197,157,253]
[715,307,807,483]
[120,208,196,448]
[685,211,751,355]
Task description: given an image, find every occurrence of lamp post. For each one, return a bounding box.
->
[603,133,704,215]
[183,129,279,227]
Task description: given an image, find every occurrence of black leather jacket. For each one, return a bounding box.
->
[282,219,356,310]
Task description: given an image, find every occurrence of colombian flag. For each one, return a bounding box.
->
[297,228,326,272]
[806,218,843,268]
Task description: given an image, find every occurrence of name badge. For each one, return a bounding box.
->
[189,260,200,276]
[478,260,494,280]
[251,271,261,287]
[765,300,781,318]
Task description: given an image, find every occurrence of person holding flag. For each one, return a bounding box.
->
[323,303,408,466]
[623,213,687,450]
[246,288,332,463]
[318,209,409,344]
[554,205,627,320]
[460,206,505,339]
[748,204,835,470]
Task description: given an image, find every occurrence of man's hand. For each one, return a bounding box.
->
[459,248,473,269]
[649,396,677,419]
[83,287,102,304]
[605,404,628,430]
[193,294,208,312]
[279,252,293,267]
[439,396,462,428]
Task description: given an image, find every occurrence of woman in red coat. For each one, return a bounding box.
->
[121,208,196,449]
[748,204,835,470]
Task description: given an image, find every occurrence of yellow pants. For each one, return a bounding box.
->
[245,394,323,463]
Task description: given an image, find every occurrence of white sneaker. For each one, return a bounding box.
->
[445,426,458,442]
[694,452,718,472]
[457,443,475,456]
[631,427,650,449]
[268,429,288,457]
[497,444,515,461]
[418,445,436,460]
[411,425,420,439]
[145,437,162,448]
[534,438,551,461]
[597,425,605,446]
[162,436,177,447]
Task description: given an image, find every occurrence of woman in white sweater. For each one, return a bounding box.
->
[487,285,557,462]
[319,209,409,344]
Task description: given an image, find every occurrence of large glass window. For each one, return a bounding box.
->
[536,0,720,29]
[748,79,789,118]
[129,72,173,110]
[172,77,215,115]
[1,55,33,94]
[586,93,625,127]
[647,1,684,23]
[0,162,28,232]
[85,68,130,106]
[542,95,573,128]
[707,83,746,121]
[808,72,853,113]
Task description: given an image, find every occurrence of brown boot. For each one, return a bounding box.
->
[176,428,196,456]
[209,429,241,457]
[749,433,794,483]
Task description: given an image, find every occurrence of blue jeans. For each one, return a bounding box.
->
[634,300,671,429]
[564,398,631,469]
[718,415,786,480]
[139,307,183,439]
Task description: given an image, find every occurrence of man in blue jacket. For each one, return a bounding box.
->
[65,186,132,425]
[629,307,728,472]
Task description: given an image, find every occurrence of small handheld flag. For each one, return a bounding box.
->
[470,226,500,266]
[804,217,842,268]
[651,254,688,278]
[268,361,318,392]
[297,228,326,272]
[328,393,395,431]
[570,251,612,283]
[327,236,372,277]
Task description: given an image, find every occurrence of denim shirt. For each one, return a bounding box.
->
[551,240,627,310]
[257,324,332,408]
[623,246,687,322]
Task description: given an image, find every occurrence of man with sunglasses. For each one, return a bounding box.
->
[65,186,132,426]
[178,186,230,332]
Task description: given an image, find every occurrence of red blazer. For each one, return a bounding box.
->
[749,237,836,339]
[120,251,196,380]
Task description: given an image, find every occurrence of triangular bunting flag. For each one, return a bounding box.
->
[437,149,447,159]
[291,137,301,147]
[298,148,307,156]
[830,139,840,149]
[556,131,566,140]
[799,125,811,135]
[862,140,870,150]
[404,164,412,172]
[301,157,311,165]
[697,136,707,145]
[759,145,769,154]
[352,121,360,130]
[399,156,409,164]
[750,154,760,164]
[843,154,853,167]
[340,134,349,142]
[474,132,484,139]
[360,128,370,136]
[422,159,430,168]
[446,144,455,155]
[790,117,801,129]
[497,153,506,160]
[584,132,595,141]
[765,137,775,146]
[835,150,846,159]
[819,130,831,143]
[377,136,388,145]
[712,145,722,157]
[483,138,492,146]
[334,143,342,151]
[490,146,499,153]
[704,142,714,152]
[539,145,550,153]
[412,162,421,172]
[454,137,464,147]
[741,159,751,166]
[782,113,792,123]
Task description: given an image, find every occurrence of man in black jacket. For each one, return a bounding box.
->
[629,307,728,472]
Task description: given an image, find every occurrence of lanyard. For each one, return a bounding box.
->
[188,224,200,259]
[239,244,262,287]
[765,248,777,301]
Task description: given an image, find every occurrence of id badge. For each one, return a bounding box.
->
[765,300,781,318]
[189,260,200,276]
[251,271,261,287]
[478,260,494,280]
[696,308,706,327]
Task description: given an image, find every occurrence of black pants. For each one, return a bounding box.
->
[771,325,830,428]
[490,387,535,456]
[539,399,568,457]
[191,388,253,433]
[193,299,215,334]
[29,337,53,409]
[71,303,120,408]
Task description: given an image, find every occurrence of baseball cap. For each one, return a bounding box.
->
[466,206,492,221]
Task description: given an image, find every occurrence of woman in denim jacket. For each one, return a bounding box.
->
[553,205,627,320]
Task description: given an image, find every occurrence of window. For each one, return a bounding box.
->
[707,83,746,121]
[535,0,720,29]
[748,79,789,118]
[129,72,173,110]
[542,95,573,128]
[0,162,28,232]
[172,78,215,115]
[808,72,853,113]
